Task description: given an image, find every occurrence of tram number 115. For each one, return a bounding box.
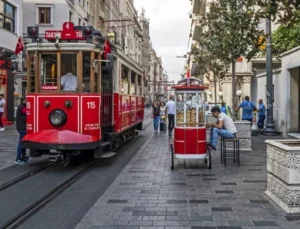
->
[87,102,96,109]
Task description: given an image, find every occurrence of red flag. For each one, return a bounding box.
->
[103,39,111,59]
[15,37,24,55]
[186,68,191,79]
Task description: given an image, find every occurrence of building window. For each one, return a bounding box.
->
[0,0,16,33]
[38,8,51,24]
[83,0,85,7]
[78,18,81,26]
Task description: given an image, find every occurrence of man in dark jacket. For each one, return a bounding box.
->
[15,98,27,165]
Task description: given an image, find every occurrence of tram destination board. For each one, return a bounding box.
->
[45,22,85,40]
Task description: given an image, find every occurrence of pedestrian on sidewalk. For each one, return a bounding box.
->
[257,99,266,132]
[15,98,28,165]
[207,106,237,152]
[218,101,232,117]
[236,96,256,125]
[0,93,5,131]
[166,95,175,137]
[159,102,166,133]
[152,100,160,133]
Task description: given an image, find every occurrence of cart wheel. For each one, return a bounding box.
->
[170,144,174,170]
[206,147,212,169]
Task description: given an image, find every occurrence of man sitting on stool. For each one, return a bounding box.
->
[206,106,237,152]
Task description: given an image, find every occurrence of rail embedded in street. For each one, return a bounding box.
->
[0,159,101,229]
[0,161,58,192]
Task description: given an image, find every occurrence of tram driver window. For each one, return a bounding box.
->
[40,54,57,91]
[60,54,77,91]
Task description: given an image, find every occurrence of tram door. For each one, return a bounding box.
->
[101,56,113,136]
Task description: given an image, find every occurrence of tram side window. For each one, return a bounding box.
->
[137,75,142,96]
[130,71,136,95]
[82,52,91,92]
[40,54,57,91]
[60,54,77,91]
[121,65,129,94]
[176,93,184,127]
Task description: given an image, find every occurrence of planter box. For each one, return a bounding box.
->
[265,140,300,214]
[206,120,252,151]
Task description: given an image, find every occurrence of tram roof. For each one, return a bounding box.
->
[172,77,209,91]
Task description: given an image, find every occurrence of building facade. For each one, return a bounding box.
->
[23,0,91,41]
[0,0,23,121]
[257,46,300,137]
[139,8,150,100]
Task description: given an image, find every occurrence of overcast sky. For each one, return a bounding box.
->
[134,0,191,83]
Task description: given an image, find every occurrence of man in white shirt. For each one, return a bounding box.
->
[61,72,78,91]
[0,93,6,131]
[206,106,237,152]
[166,95,176,136]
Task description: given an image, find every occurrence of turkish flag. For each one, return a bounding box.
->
[186,68,191,79]
[15,37,24,55]
[103,39,111,59]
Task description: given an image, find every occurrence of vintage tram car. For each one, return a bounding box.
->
[22,23,145,165]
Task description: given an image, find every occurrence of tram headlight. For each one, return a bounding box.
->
[49,109,67,128]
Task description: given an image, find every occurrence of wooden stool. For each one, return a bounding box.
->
[221,138,240,166]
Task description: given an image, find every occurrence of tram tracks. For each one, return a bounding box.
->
[0,161,58,192]
[0,159,101,229]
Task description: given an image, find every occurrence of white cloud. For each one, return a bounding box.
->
[135,0,191,82]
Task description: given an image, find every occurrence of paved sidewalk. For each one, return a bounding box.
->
[0,125,19,170]
[76,133,300,229]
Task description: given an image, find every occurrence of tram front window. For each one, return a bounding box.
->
[40,54,57,91]
[60,54,77,91]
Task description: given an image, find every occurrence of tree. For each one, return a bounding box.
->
[204,0,265,116]
[257,0,300,25]
[190,44,229,106]
[271,22,300,56]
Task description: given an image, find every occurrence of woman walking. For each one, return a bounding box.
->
[152,100,160,133]
[159,102,166,132]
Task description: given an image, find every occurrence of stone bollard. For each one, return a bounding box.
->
[265,140,300,214]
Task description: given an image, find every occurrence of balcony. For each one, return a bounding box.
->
[192,17,202,40]
[192,0,201,14]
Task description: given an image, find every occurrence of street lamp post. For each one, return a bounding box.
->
[264,1,277,136]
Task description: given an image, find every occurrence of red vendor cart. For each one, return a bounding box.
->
[170,77,212,170]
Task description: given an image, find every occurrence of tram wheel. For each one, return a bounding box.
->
[206,147,212,169]
[63,153,77,167]
[170,144,174,170]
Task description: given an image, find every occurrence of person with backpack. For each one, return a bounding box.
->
[152,100,160,133]
[236,96,256,125]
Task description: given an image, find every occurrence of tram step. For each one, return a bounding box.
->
[101,141,111,147]
[135,130,142,133]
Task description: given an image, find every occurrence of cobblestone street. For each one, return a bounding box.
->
[76,133,300,229]
[0,126,19,170]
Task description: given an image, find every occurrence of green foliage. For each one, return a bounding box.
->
[256,0,300,25]
[272,23,300,56]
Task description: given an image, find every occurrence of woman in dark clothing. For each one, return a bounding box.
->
[152,100,160,133]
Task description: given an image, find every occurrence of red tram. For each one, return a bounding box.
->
[22,23,145,166]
